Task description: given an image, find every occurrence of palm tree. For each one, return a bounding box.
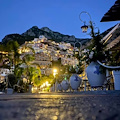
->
[23,66,41,85]
[19,43,42,86]
[6,40,20,67]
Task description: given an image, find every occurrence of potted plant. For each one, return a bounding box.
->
[69,74,82,91]
[61,76,69,92]
[83,21,106,88]
[55,75,63,92]
[57,83,62,91]
[7,74,17,94]
[68,64,83,91]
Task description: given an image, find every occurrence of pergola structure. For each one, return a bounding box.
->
[101,0,120,22]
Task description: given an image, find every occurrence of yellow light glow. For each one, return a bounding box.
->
[32,87,33,92]
[53,73,56,77]
[32,87,38,93]
[34,87,37,90]
[53,69,58,77]
[48,83,51,86]
[43,83,46,86]
[53,69,57,73]
[46,81,48,85]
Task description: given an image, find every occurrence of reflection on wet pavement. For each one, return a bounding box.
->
[0,94,120,120]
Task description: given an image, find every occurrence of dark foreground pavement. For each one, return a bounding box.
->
[0,91,120,120]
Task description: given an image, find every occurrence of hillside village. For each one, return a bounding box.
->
[18,35,79,75]
[0,34,83,91]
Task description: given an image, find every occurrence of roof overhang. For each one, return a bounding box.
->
[101,0,120,22]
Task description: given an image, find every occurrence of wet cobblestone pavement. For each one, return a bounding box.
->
[0,91,120,120]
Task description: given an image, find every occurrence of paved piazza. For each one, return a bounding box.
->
[0,91,120,120]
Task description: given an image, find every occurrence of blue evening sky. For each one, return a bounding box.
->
[0,0,119,42]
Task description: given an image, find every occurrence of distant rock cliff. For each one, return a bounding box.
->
[2,26,90,45]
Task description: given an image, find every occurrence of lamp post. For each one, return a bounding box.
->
[53,68,58,92]
[74,41,82,56]
[79,11,93,91]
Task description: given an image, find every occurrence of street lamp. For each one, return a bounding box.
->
[53,69,57,77]
[53,68,58,91]
[79,11,91,33]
